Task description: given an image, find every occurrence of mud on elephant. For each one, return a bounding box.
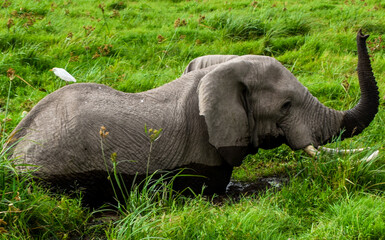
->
[6,30,379,205]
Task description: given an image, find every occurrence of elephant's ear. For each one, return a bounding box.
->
[198,60,252,150]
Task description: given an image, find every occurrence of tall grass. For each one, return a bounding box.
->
[105,170,191,239]
[0,143,90,238]
[101,148,385,239]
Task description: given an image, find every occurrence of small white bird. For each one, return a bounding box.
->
[50,67,77,83]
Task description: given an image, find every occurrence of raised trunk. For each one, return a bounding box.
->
[303,30,379,155]
[341,30,379,138]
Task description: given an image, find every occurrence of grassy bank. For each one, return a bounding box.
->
[1,0,385,239]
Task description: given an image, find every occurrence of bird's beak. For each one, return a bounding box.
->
[49,69,53,71]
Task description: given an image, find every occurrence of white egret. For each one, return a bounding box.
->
[50,67,77,83]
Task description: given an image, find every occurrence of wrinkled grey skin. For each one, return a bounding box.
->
[8,31,378,204]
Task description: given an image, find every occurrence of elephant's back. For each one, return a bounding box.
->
[9,84,133,174]
[9,82,187,178]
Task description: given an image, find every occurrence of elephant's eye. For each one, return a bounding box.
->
[281,101,291,114]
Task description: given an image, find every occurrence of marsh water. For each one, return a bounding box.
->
[226,177,289,196]
[92,176,290,224]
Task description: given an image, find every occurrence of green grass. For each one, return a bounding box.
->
[0,145,90,239]
[1,0,385,239]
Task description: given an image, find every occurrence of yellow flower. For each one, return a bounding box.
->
[99,126,109,138]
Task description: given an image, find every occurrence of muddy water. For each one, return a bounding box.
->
[91,176,290,224]
[226,177,289,196]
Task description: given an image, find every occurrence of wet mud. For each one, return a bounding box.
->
[91,176,290,225]
[205,176,290,204]
[226,176,289,196]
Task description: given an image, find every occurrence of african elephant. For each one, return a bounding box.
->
[7,30,378,205]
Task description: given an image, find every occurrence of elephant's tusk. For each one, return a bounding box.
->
[362,150,379,162]
[318,147,368,154]
[318,146,379,161]
[303,145,319,158]
[303,145,379,162]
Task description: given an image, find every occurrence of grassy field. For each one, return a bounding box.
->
[1,0,385,239]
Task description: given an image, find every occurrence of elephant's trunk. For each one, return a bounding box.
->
[302,30,378,155]
[341,29,379,138]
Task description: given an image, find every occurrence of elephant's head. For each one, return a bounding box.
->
[194,30,379,165]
